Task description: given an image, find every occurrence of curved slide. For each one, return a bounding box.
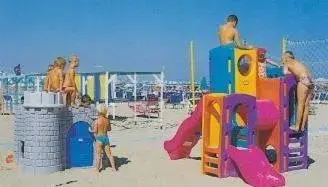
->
[163,100,203,160]
[226,145,285,187]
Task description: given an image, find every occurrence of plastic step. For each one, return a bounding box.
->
[288,164,305,171]
[289,146,304,153]
[203,166,219,176]
[203,155,219,164]
[205,147,220,154]
[289,137,304,144]
[288,155,305,162]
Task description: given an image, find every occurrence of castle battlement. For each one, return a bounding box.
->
[14,91,97,174]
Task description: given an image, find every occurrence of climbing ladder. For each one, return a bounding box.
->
[202,147,220,176]
[287,130,308,171]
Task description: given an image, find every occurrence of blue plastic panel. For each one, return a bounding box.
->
[209,46,235,93]
[266,65,284,78]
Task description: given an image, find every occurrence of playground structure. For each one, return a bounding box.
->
[164,45,309,186]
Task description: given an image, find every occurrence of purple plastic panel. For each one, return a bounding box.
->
[279,74,297,172]
[220,94,257,178]
[280,74,308,172]
[288,130,308,171]
[303,128,309,169]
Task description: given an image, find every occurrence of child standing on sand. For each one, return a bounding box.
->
[283,51,314,132]
[90,104,117,173]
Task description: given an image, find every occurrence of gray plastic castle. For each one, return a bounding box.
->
[14,92,97,174]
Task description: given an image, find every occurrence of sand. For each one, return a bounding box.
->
[0,103,327,187]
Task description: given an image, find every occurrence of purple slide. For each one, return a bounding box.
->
[163,100,203,160]
[226,145,285,187]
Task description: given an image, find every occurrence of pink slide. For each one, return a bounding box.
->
[163,100,203,160]
[226,145,285,187]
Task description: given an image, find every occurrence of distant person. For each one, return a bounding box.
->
[218,15,253,49]
[258,48,267,78]
[43,64,54,92]
[282,51,314,132]
[48,57,66,92]
[80,94,92,108]
[89,104,117,173]
[63,55,79,107]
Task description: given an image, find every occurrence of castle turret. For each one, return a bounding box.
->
[14,92,97,175]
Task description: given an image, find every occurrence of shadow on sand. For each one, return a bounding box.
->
[101,156,131,171]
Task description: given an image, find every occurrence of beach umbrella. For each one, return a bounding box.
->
[200,76,207,90]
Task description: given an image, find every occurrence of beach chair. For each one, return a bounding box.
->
[1,95,13,115]
[169,93,183,109]
[311,82,328,104]
[319,89,328,104]
[128,100,160,118]
[309,81,328,115]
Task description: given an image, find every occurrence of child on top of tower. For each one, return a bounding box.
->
[218,14,253,49]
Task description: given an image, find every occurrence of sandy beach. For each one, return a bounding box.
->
[0,103,328,187]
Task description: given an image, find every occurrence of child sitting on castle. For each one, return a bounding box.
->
[48,57,66,92]
[80,94,93,108]
[63,55,79,107]
[282,51,314,132]
[89,104,117,173]
[43,64,54,92]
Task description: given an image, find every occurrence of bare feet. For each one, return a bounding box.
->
[290,126,301,132]
[71,103,79,108]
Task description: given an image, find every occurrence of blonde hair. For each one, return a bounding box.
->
[54,57,66,67]
[69,54,79,63]
[97,104,108,117]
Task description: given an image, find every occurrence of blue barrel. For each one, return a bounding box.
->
[66,121,94,168]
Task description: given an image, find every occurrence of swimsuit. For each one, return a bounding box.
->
[299,74,315,90]
[95,135,110,145]
[94,118,111,145]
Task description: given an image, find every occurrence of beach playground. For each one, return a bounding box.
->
[0,41,327,187]
[1,1,328,187]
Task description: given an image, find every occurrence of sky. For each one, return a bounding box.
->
[0,0,328,80]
